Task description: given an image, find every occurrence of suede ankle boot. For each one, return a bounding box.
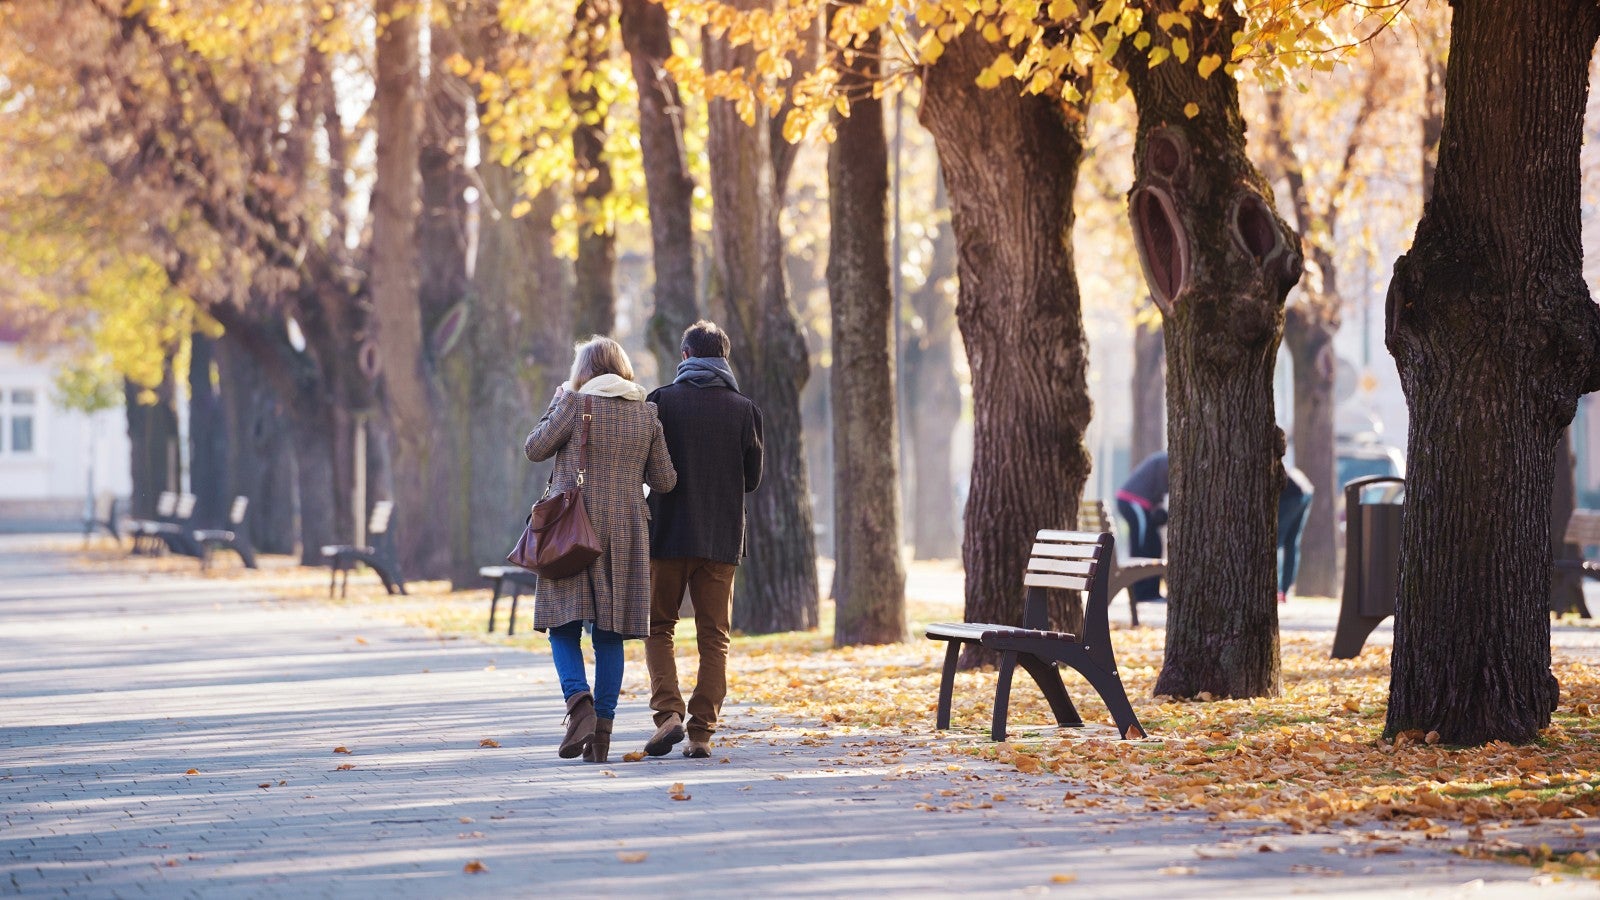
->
[583,718,613,763]
[559,691,596,759]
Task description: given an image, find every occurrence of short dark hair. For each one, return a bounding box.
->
[681,320,731,358]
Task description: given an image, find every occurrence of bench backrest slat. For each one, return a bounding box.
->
[1028,556,1095,577]
[369,500,394,536]
[1035,528,1104,543]
[1566,511,1600,546]
[1029,542,1098,560]
[1077,500,1111,533]
[229,496,249,525]
[156,491,177,517]
[175,494,197,519]
[1024,571,1091,591]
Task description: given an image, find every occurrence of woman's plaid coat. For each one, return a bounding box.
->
[523,389,677,637]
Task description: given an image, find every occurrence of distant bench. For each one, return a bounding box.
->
[925,529,1146,742]
[1554,509,1600,618]
[321,501,407,597]
[1078,499,1167,626]
[481,566,539,635]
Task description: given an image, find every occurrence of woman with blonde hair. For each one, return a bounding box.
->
[524,336,676,763]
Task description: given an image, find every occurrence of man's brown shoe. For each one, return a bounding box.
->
[644,713,684,757]
[682,740,711,759]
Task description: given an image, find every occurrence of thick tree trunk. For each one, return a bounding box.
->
[827,16,906,647]
[1131,306,1166,466]
[620,0,699,376]
[371,0,453,580]
[187,331,229,527]
[904,177,962,560]
[216,333,297,555]
[1123,2,1302,699]
[920,30,1093,654]
[703,19,819,634]
[124,363,179,519]
[1383,0,1600,744]
[570,0,617,338]
[1284,304,1340,597]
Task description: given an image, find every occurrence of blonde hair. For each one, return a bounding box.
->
[568,336,635,390]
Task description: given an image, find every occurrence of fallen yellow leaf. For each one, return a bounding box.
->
[618,851,648,863]
[463,860,487,874]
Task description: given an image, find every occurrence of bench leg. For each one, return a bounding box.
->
[1016,655,1083,728]
[507,585,522,636]
[935,641,961,731]
[1128,593,1140,628]
[487,580,503,633]
[991,650,1018,742]
[236,541,258,569]
[329,563,338,598]
[341,564,350,599]
[1068,661,1146,740]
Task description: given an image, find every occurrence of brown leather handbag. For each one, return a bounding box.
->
[507,396,602,579]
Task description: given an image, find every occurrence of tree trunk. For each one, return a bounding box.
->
[124,363,179,519]
[371,0,452,580]
[904,176,962,560]
[570,0,617,339]
[827,14,906,647]
[1383,0,1600,744]
[187,331,229,527]
[1131,305,1165,466]
[920,30,1093,654]
[1283,304,1340,597]
[1122,2,1302,699]
[620,0,699,376]
[216,332,297,555]
[703,19,820,634]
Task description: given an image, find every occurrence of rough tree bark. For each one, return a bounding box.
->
[216,332,297,555]
[187,330,229,527]
[827,13,906,647]
[703,14,820,634]
[904,177,962,560]
[1383,0,1600,744]
[370,0,454,579]
[1131,305,1166,466]
[570,0,617,338]
[620,0,699,376]
[920,30,1094,653]
[1122,2,1303,699]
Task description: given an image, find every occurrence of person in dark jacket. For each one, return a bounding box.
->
[1278,464,1314,603]
[642,321,763,759]
[1115,450,1168,602]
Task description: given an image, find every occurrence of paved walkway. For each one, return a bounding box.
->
[2,537,1593,898]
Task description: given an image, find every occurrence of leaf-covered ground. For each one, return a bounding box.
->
[72,542,1600,879]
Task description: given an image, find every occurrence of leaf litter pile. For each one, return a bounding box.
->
[73,543,1600,879]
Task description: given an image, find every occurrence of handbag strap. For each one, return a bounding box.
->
[577,396,593,486]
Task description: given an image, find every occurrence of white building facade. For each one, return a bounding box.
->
[0,328,131,528]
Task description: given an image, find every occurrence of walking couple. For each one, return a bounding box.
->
[521,321,763,764]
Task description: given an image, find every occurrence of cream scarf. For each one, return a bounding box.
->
[564,373,647,401]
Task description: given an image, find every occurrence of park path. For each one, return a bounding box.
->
[1,537,1591,899]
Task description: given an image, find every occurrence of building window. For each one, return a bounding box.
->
[10,389,35,454]
[2,388,39,457]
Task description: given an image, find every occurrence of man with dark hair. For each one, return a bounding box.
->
[642,320,763,759]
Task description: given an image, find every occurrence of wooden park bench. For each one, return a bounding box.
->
[1078,499,1167,626]
[481,565,539,635]
[1553,509,1600,618]
[195,496,258,571]
[321,500,407,597]
[925,529,1147,741]
[128,491,178,555]
[82,493,121,546]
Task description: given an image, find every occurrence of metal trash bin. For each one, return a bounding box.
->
[1331,476,1405,658]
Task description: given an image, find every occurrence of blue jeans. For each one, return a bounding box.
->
[547,621,625,720]
[1277,493,1314,594]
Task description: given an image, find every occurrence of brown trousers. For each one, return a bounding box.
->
[645,557,735,742]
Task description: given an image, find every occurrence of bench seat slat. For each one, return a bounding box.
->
[1023,572,1090,591]
[925,622,999,642]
